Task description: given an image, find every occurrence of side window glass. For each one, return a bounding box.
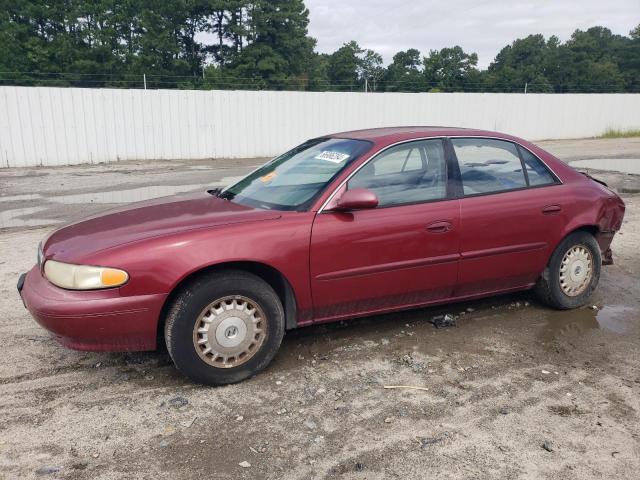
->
[372,146,422,175]
[452,138,526,195]
[519,147,556,186]
[349,139,447,207]
[402,148,423,171]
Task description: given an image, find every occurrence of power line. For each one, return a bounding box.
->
[0,70,636,94]
[0,70,625,87]
[0,71,634,90]
[0,80,633,94]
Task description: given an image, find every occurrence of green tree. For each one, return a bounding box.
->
[129,3,192,88]
[306,52,330,91]
[231,0,315,89]
[327,40,361,91]
[205,1,247,68]
[554,27,627,92]
[617,24,640,92]
[179,0,211,77]
[0,1,40,84]
[1,4,638,93]
[423,46,480,91]
[358,49,384,91]
[487,34,555,92]
[383,48,423,92]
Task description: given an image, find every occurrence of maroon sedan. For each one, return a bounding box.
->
[18,127,625,385]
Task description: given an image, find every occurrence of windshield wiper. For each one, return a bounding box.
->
[210,188,236,201]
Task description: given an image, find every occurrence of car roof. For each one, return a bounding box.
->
[328,126,516,147]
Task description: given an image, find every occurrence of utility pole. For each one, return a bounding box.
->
[524,82,528,94]
[364,77,368,93]
[143,73,147,90]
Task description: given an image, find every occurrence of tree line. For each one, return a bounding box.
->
[1,1,638,93]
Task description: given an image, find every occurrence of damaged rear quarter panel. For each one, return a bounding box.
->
[560,180,625,254]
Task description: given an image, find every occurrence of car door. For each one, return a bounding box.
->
[309,138,460,321]
[449,137,566,297]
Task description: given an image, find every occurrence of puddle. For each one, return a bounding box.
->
[0,176,244,228]
[594,304,637,333]
[48,176,242,205]
[538,304,636,343]
[0,206,60,229]
[283,298,638,363]
[0,194,43,202]
[49,184,206,205]
[570,158,640,175]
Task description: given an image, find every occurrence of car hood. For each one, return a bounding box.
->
[43,191,281,261]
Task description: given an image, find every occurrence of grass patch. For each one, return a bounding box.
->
[597,128,640,139]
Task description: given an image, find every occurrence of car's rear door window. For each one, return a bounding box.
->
[348,139,447,207]
[452,138,526,195]
[518,146,557,186]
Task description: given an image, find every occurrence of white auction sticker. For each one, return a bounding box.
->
[315,151,350,163]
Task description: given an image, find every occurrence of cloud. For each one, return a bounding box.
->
[305,0,639,67]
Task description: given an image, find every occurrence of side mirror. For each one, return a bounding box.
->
[334,188,379,211]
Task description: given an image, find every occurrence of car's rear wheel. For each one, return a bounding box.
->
[164,270,285,385]
[535,231,601,309]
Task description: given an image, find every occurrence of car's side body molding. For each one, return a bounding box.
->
[315,253,461,281]
[461,242,547,260]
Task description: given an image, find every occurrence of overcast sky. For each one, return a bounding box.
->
[305,0,639,68]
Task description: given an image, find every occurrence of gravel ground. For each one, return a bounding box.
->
[0,139,639,479]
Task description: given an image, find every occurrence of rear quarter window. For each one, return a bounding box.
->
[518,146,557,186]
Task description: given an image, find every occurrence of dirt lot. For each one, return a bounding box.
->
[0,139,639,479]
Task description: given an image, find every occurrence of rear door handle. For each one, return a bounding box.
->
[542,204,562,215]
[426,220,453,233]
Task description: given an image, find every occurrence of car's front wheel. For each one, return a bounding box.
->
[164,270,285,385]
[535,231,602,309]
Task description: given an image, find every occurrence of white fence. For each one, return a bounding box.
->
[1,86,640,168]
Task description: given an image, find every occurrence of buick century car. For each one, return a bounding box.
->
[18,127,625,385]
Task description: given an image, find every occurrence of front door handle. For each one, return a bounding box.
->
[426,220,453,233]
[542,204,562,215]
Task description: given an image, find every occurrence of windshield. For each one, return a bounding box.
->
[219,138,372,211]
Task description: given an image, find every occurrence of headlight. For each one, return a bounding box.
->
[44,260,129,290]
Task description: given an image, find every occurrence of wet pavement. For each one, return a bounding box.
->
[0,138,639,479]
[570,158,640,175]
[0,158,261,229]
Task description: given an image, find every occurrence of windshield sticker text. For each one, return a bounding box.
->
[315,151,350,163]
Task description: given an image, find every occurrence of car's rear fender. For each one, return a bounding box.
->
[561,188,624,235]
[553,184,625,264]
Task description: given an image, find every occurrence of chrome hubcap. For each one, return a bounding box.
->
[559,244,593,297]
[193,296,267,368]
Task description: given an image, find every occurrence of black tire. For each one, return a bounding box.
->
[164,270,285,385]
[535,231,601,310]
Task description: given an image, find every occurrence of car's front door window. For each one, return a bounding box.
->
[348,139,447,207]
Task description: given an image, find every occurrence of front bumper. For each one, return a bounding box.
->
[18,266,166,352]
